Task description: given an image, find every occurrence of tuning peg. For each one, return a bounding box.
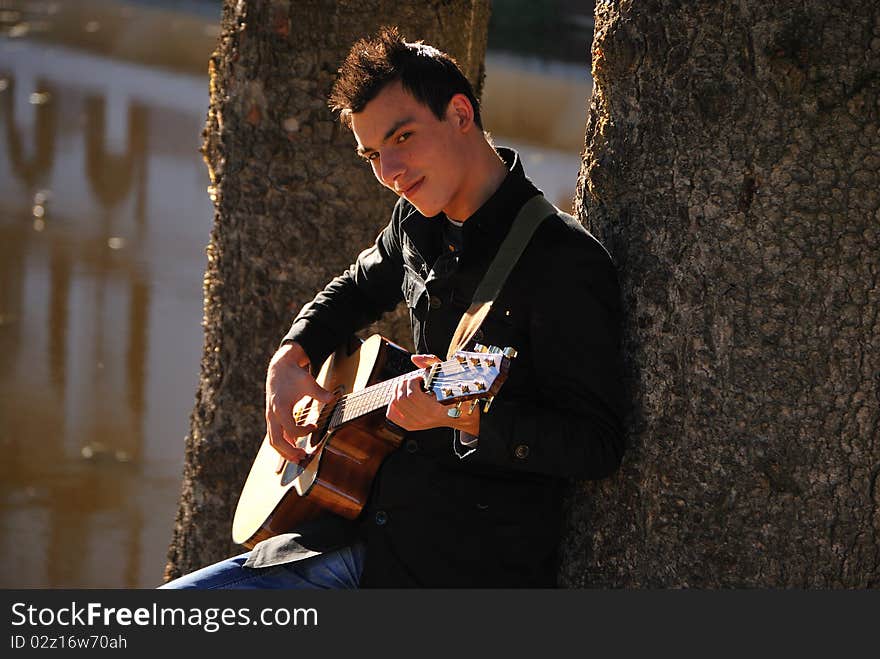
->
[447,402,463,418]
[468,400,479,415]
[474,343,489,353]
[456,354,467,364]
[483,396,495,413]
[488,345,503,353]
[443,388,454,397]
[469,357,481,366]
[503,347,518,359]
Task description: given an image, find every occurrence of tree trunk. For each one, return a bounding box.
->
[165,0,491,580]
[562,0,879,587]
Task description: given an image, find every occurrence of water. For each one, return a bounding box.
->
[0,0,590,588]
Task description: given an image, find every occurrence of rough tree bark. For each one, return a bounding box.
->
[165,0,491,580]
[561,0,879,587]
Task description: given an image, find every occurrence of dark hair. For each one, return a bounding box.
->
[329,26,483,129]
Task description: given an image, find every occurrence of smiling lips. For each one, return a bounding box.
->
[399,177,424,198]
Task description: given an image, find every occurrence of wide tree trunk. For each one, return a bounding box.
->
[165,0,491,580]
[561,0,879,587]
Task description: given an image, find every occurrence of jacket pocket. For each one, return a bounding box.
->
[402,264,428,352]
[402,264,427,309]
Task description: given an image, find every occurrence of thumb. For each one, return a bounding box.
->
[411,354,441,368]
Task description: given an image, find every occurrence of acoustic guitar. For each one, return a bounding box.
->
[232,333,515,548]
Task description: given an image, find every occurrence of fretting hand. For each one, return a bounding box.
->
[385,354,480,435]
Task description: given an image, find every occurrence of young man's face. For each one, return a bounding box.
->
[350,81,469,219]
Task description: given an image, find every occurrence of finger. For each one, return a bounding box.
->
[276,441,309,464]
[267,419,310,462]
[306,380,334,404]
[269,401,315,441]
[394,378,407,401]
[266,418,284,451]
[411,354,441,368]
[406,375,424,397]
[280,417,316,440]
[391,380,415,414]
[385,398,400,424]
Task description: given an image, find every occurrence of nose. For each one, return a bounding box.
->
[377,151,405,191]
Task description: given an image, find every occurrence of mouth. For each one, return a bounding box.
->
[399,178,424,198]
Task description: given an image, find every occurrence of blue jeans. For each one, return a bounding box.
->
[159,543,365,589]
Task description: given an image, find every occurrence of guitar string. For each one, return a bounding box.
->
[287,359,504,427]
[290,369,497,427]
[309,357,498,405]
[290,388,488,433]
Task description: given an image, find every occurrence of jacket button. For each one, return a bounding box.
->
[429,295,442,309]
[514,444,530,460]
[374,510,388,526]
[405,439,419,453]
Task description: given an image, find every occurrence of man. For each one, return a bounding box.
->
[162,27,624,589]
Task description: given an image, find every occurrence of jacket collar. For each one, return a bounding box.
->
[458,147,541,253]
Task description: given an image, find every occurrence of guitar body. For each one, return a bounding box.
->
[232,334,410,549]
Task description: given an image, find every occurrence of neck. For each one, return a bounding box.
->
[444,140,508,222]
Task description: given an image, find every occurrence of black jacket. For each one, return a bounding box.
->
[274,148,625,587]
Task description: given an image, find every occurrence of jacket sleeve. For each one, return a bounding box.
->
[465,229,627,481]
[282,206,406,367]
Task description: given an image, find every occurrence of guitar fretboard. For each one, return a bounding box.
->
[328,374,408,429]
[323,352,504,430]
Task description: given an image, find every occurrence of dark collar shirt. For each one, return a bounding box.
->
[276,147,626,587]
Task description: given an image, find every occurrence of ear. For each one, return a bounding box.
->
[446,93,475,132]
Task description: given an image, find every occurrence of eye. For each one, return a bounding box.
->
[362,151,379,162]
[396,131,412,144]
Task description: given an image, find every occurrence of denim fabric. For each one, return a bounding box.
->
[158,543,365,590]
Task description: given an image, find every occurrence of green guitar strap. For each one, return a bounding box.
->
[446,194,559,360]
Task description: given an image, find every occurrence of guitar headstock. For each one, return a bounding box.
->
[427,344,516,415]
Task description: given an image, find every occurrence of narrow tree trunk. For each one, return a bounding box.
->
[563,0,879,587]
[165,0,491,580]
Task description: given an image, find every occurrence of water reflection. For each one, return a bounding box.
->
[48,242,70,390]
[0,2,214,588]
[85,96,148,217]
[3,77,56,188]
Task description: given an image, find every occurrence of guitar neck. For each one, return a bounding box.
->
[328,373,410,429]
[327,350,510,430]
